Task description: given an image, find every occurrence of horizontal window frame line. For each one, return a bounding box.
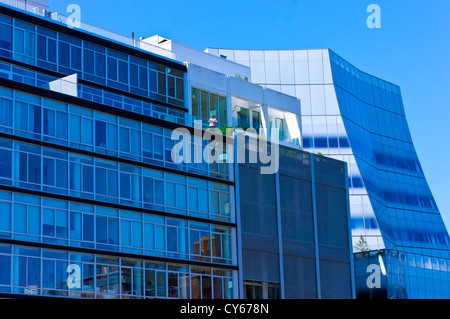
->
[0,238,239,271]
[0,5,187,73]
[0,78,235,145]
[332,82,406,118]
[351,152,427,182]
[0,184,237,229]
[0,131,235,186]
[328,49,400,92]
[0,56,188,114]
[340,114,414,146]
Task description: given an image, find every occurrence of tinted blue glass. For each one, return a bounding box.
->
[132,221,142,248]
[155,180,164,205]
[118,60,128,84]
[83,214,94,242]
[43,108,55,136]
[69,211,81,240]
[28,154,41,184]
[0,202,11,231]
[43,208,54,236]
[339,137,350,148]
[56,112,68,139]
[108,170,118,198]
[43,158,54,186]
[95,53,106,77]
[0,98,12,128]
[0,254,10,285]
[96,216,107,244]
[0,149,11,179]
[139,66,148,90]
[37,35,46,60]
[107,57,117,81]
[314,137,328,148]
[55,210,67,238]
[130,64,138,87]
[56,161,68,188]
[108,218,118,245]
[120,173,131,199]
[95,120,106,147]
[83,165,93,193]
[95,168,106,195]
[352,177,363,188]
[149,70,157,92]
[143,177,153,204]
[47,38,56,63]
[328,137,338,148]
[83,49,95,74]
[71,46,82,70]
[0,23,12,56]
[302,137,312,148]
[58,42,70,67]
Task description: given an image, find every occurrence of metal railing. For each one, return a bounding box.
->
[0,0,176,60]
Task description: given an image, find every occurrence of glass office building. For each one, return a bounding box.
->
[238,143,353,299]
[0,1,355,299]
[207,48,450,298]
[0,2,236,299]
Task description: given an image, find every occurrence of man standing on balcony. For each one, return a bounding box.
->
[208,114,217,129]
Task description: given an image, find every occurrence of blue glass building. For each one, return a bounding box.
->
[0,1,236,298]
[0,1,355,299]
[207,48,450,298]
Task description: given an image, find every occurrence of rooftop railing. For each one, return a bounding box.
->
[0,0,176,60]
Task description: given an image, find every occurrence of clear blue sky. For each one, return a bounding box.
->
[49,0,450,229]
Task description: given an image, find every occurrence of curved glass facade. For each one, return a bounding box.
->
[210,47,450,297]
[211,47,450,258]
[328,50,450,258]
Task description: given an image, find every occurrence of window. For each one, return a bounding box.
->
[58,34,82,73]
[69,114,93,147]
[43,156,68,190]
[176,78,184,101]
[244,281,280,299]
[149,69,157,93]
[95,120,117,151]
[43,108,68,141]
[269,116,284,141]
[302,137,312,148]
[237,107,250,129]
[339,137,350,148]
[167,75,175,98]
[192,88,227,127]
[43,208,67,239]
[158,72,166,96]
[14,21,36,64]
[191,88,199,118]
[0,254,10,285]
[0,149,11,180]
[83,43,105,78]
[96,215,118,246]
[15,101,41,135]
[119,126,141,157]
[0,19,13,58]
[314,137,328,148]
[36,27,56,70]
[252,111,260,131]
[0,98,12,131]
[17,151,41,186]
